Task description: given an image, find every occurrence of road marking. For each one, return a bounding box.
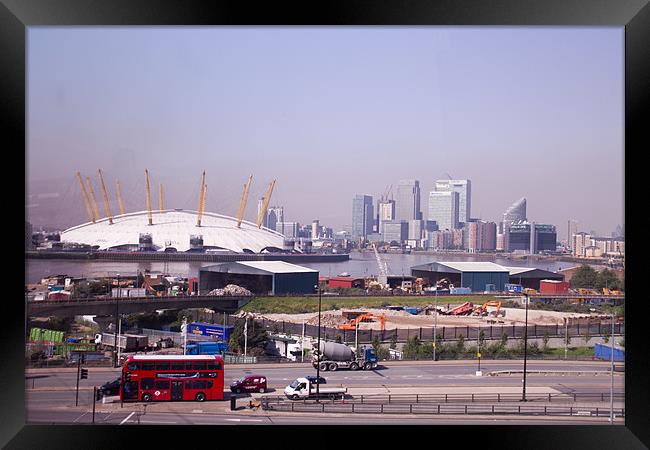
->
[192,410,203,413]
[225,418,263,422]
[120,412,135,425]
[141,420,178,424]
[72,412,88,423]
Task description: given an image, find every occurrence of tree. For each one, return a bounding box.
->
[389,334,398,350]
[228,317,268,354]
[595,269,621,291]
[455,334,465,354]
[569,265,599,289]
[403,336,422,359]
[542,330,550,352]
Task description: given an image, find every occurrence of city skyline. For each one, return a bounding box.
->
[27,28,623,238]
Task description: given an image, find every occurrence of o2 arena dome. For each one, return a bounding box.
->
[61,170,287,253]
[61,210,286,253]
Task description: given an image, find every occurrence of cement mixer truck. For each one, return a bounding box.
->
[312,341,378,371]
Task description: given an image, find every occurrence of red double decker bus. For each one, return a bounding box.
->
[120,355,224,402]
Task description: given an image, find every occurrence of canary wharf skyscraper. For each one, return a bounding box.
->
[395,180,421,222]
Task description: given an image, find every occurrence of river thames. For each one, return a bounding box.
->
[25,251,601,284]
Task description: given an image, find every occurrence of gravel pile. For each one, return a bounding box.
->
[207,284,252,296]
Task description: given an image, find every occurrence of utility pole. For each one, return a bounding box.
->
[75,354,81,406]
[610,312,615,424]
[521,293,529,402]
[433,293,438,361]
[316,284,322,401]
[113,273,120,368]
[565,318,568,360]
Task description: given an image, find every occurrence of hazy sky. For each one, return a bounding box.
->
[27,27,623,239]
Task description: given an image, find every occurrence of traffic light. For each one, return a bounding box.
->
[80,368,88,380]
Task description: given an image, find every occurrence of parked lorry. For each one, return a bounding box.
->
[185,341,228,355]
[187,322,233,342]
[284,377,347,400]
[312,341,378,371]
[95,333,148,351]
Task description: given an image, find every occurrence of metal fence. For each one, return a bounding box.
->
[261,392,624,405]
[262,401,625,418]
[255,317,624,344]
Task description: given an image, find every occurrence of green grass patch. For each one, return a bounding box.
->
[240,296,502,314]
[546,346,595,357]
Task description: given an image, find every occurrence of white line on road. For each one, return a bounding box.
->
[72,412,88,423]
[140,421,178,424]
[224,418,264,422]
[120,412,135,425]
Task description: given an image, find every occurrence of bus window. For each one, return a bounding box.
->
[155,361,170,370]
[127,362,140,371]
[171,362,184,370]
[192,362,207,370]
[184,362,193,370]
[207,361,221,370]
[155,380,170,390]
[141,378,154,390]
[142,362,155,370]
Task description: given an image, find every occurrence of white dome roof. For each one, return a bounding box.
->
[60,210,285,252]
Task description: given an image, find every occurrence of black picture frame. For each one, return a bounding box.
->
[6,0,648,447]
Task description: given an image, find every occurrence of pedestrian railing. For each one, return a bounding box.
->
[261,391,623,406]
[260,396,624,417]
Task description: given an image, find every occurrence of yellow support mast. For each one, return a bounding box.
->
[256,179,276,229]
[76,172,95,223]
[85,176,101,221]
[159,183,164,211]
[115,179,126,216]
[145,169,153,225]
[97,169,114,225]
[236,174,253,228]
[196,171,206,227]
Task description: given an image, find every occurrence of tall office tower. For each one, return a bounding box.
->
[428,191,459,231]
[378,200,396,234]
[567,219,578,249]
[275,221,298,238]
[265,206,284,231]
[482,221,497,250]
[311,220,321,239]
[352,195,374,239]
[435,179,471,225]
[502,197,527,225]
[395,180,421,221]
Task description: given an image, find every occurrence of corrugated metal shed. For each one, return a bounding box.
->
[201,261,317,275]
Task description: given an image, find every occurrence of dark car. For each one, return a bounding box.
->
[305,375,327,385]
[230,374,267,394]
[97,377,121,399]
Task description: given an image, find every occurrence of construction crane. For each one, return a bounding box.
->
[85,176,101,222]
[236,174,253,228]
[371,242,388,278]
[145,169,153,225]
[76,172,95,223]
[256,179,276,229]
[97,169,114,225]
[196,171,206,227]
[115,179,126,216]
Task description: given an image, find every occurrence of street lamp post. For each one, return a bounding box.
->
[521,293,529,402]
[610,311,615,424]
[433,294,438,361]
[316,284,322,400]
[113,273,120,368]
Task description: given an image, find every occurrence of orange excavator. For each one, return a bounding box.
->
[339,313,386,331]
[473,301,502,317]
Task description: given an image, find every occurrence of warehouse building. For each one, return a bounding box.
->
[199,261,318,296]
[505,266,564,290]
[411,262,510,293]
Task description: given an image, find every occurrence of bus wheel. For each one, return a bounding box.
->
[142,393,152,402]
[195,392,206,402]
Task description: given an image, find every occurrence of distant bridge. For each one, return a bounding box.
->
[27,295,254,318]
